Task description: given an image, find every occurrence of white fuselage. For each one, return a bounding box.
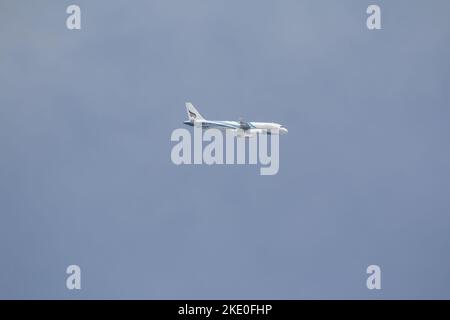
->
[183,102,288,137]
[184,119,288,137]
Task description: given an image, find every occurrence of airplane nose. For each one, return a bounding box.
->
[280,127,288,134]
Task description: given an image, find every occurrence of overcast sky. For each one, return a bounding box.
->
[1,0,450,299]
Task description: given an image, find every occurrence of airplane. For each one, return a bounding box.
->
[183,102,288,137]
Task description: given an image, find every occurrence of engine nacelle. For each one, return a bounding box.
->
[234,128,266,137]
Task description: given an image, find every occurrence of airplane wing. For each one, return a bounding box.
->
[239,118,252,130]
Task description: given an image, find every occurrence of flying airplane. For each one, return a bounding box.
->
[183,102,288,137]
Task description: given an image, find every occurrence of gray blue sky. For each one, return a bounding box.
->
[1,0,450,299]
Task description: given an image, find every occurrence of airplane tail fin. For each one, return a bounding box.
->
[185,102,205,121]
